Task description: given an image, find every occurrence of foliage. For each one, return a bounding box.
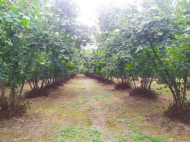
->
[0,0,89,112]
[85,72,114,84]
[82,0,190,108]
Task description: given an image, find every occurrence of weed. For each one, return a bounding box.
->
[71,101,81,107]
[79,88,88,93]
[127,122,138,132]
[0,133,8,139]
[53,125,103,142]
[92,113,98,118]
[151,136,168,142]
[115,106,120,111]
[105,103,111,108]
[125,130,167,142]
[113,134,127,142]
[93,94,111,100]
[125,108,129,111]
[145,116,150,120]
[88,105,93,109]
[101,104,105,110]
[51,125,58,129]
[82,95,87,100]
[62,102,69,107]
[117,119,129,123]
[132,134,150,141]
[132,134,167,142]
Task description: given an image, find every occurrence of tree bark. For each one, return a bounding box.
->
[182,70,188,106]
[0,82,5,106]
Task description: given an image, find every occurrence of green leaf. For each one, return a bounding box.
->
[148,5,162,12]
[10,10,20,18]
[9,7,17,10]
[18,62,22,65]
[0,0,4,5]
[63,56,69,60]
[157,32,163,36]
[13,18,20,22]
[156,87,163,90]
[20,19,29,25]
[5,16,13,22]
[23,15,30,20]
[5,40,13,46]
[13,3,21,8]
[26,24,29,29]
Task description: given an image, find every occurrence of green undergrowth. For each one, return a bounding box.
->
[93,94,111,100]
[52,125,103,142]
[113,129,168,142]
[130,134,167,142]
[78,87,88,93]
[51,125,167,142]
[0,133,8,139]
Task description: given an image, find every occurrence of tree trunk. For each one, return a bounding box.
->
[18,81,25,102]
[28,81,33,90]
[41,80,45,88]
[182,70,188,106]
[9,82,15,111]
[132,76,136,87]
[0,83,5,106]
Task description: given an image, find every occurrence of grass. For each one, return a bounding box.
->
[131,134,167,142]
[52,125,103,142]
[113,134,128,142]
[52,125,167,142]
[62,102,70,107]
[82,95,87,100]
[93,94,111,100]
[0,133,8,139]
[127,122,140,132]
[117,119,129,123]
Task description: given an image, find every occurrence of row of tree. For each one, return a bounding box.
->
[0,0,89,110]
[82,0,190,108]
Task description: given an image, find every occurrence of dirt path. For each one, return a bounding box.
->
[0,74,190,142]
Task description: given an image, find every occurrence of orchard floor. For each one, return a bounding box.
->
[1,74,190,142]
